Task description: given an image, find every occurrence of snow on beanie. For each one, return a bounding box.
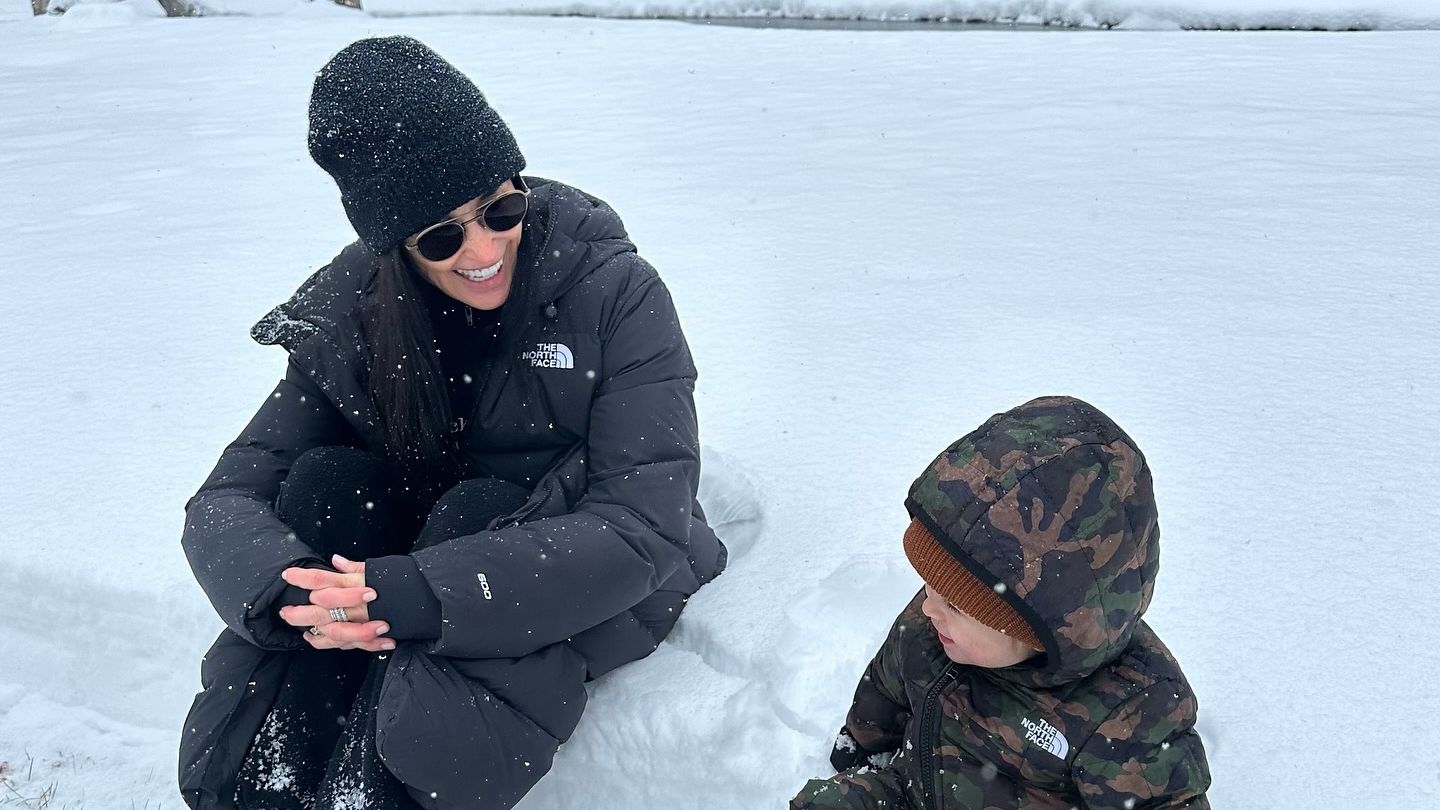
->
[307,35,526,255]
[903,519,1043,651]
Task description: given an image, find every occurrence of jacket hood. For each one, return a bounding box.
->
[905,396,1161,688]
[249,177,634,352]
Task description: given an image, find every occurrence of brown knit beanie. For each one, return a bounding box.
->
[903,519,1043,651]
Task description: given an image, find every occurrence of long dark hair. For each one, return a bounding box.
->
[363,250,458,497]
[362,218,540,498]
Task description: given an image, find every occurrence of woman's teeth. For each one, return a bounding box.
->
[456,260,501,283]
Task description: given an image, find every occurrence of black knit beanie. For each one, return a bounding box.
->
[307,36,526,255]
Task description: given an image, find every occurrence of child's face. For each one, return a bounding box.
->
[921,585,1039,668]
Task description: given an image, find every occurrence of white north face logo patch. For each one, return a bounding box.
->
[521,342,574,369]
[1021,716,1070,760]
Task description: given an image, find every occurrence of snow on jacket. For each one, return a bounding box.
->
[795,397,1210,810]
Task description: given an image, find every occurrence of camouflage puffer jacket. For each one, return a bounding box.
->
[793,397,1211,809]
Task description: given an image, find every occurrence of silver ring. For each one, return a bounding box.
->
[307,626,323,637]
[329,607,349,623]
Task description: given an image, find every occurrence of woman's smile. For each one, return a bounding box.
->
[437,251,513,308]
[455,258,503,285]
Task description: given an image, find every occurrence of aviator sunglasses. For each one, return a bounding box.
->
[405,176,530,262]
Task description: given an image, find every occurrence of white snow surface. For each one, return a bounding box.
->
[1,12,1438,810]
[10,0,1440,30]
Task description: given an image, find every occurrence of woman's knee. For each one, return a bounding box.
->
[282,447,387,499]
[377,645,585,809]
[415,477,530,549]
[277,447,404,559]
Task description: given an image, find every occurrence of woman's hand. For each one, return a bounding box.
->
[279,554,394,652]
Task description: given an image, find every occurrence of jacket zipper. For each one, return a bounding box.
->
[455,203,569,513]
[458,209,558,444]
[453,319,505,444]
[458,308,554,526]
[919,663,958,810]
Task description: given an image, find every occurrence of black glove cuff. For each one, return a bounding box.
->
[829,726,871,772]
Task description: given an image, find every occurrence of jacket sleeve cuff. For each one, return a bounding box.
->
[366,555,442,640]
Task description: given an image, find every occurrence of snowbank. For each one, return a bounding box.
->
[364,0,1440,30]
[20,0,1440,30]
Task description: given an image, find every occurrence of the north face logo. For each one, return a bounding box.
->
[1021,716,1070,760]
[521,342,574,369]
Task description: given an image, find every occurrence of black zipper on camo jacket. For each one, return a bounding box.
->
[920,663,958,810]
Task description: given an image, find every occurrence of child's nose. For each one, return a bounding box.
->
[919,590,941,619]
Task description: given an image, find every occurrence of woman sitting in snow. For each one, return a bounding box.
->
[177,35,725,810]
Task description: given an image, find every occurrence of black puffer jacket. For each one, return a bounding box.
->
[179,179,726,807]
[184,177,724,667]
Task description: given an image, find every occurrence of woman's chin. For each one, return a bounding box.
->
[443,268,512,310]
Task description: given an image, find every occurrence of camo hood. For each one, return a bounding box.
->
[905,396,1159,688]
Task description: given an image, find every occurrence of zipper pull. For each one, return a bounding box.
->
[465,306,474,327]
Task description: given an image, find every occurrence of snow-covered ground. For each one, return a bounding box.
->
[2,10,1438,810]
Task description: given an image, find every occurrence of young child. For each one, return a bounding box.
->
[792,396,1211,809]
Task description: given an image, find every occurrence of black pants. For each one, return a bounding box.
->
[233,447,529,810]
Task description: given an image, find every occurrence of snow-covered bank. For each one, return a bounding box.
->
[366,0,1440,30]
[2,12,1438,809]
[12,0,1440,30]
